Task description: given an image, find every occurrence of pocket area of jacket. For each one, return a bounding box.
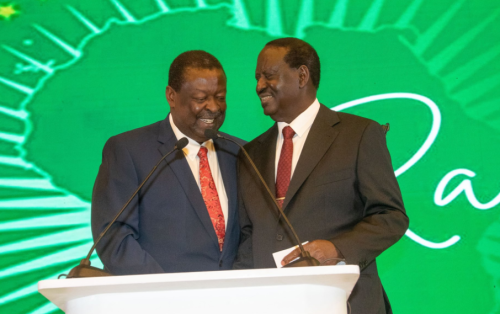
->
[312,167,354,187]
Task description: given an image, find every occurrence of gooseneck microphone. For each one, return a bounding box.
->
[62,137,189,279]
[204,129,319,267]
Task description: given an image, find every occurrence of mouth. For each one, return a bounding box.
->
[259,95,273,103]
[199,118,215,124]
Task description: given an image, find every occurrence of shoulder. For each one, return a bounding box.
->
[330,109,385,135]
[104,120,163,152]
[215,131,247,155]
[314,105,387,144]
[218,131,247,146]
[336,111,374,126]
[330,111,387,147]
[242,124,276,154]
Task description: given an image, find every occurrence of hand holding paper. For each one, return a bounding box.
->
[280,240,345,267]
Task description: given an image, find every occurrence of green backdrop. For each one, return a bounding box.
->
[1,0,499,313]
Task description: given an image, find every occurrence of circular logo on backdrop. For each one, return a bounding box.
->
[0,1,498,313]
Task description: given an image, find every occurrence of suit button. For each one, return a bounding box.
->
[219,260,223,268]
[276,234,283,241]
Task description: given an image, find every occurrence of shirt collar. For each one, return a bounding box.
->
[277,98,321,138]
[169,114,215,159]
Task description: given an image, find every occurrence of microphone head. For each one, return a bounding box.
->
[204,129,219,140]
[176,137,189,150]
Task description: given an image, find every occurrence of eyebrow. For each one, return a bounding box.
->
[192,88,227,93]
[256,69,278,75]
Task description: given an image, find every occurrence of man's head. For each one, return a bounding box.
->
[166,50,227,143]
[255,38,320,123]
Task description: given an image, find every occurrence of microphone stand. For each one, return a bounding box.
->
[61,138,189,278]
[206,130,319,267]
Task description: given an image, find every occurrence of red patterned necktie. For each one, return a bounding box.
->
[276,126,296,208]
[198,146,225,251]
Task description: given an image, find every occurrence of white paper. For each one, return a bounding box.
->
[272,241,309,268]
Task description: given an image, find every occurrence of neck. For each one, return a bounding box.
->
[275,94,316,124]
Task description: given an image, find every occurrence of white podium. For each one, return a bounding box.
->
[38,265,359,314]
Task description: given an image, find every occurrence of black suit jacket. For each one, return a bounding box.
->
[91,116,245,275]
[234,105,409,314]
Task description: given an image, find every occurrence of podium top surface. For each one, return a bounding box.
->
[39,265,359,311]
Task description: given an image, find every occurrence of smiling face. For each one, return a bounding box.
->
[166,67,227,143]
[255,47,302,122]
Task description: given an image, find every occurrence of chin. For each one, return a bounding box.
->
[203,125,219,135]
[193,128,213,142]
[263,108,278,117]
[262,102,278,117]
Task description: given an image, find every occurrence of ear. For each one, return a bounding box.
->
[298,65,310,88]
[166,86,176,110]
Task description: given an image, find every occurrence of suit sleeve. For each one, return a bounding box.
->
[329,121,409,269]
[232,155,254,269]
[91,136,164,275]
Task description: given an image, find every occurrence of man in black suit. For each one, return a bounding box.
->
[234,38,409,313]
[92,51,244,275]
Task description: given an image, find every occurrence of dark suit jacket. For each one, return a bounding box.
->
[234,105,409,314]
[91,116,245,275]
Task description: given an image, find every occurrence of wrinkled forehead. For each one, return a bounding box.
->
[257,46,290,70]
[183,66,225,80]
[180,67,227,89]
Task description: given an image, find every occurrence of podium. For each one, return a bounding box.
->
[38,265,359,314]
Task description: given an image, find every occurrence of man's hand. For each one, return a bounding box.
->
[281,240,344,266]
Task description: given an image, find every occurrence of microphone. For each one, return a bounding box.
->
[205,129,319,267]
[62,137,189,279]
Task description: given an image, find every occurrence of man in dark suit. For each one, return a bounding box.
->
[234,38,409,313]
[92,50,244,275]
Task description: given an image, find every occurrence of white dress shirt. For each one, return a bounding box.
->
[169,115,228,227]
[275,98,321,181]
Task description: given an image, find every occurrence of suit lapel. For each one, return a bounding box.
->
[157,118,219,249]
[282,105,340,210]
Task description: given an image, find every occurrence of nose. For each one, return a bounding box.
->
[256,77,267,94]
[205,97,220,113]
